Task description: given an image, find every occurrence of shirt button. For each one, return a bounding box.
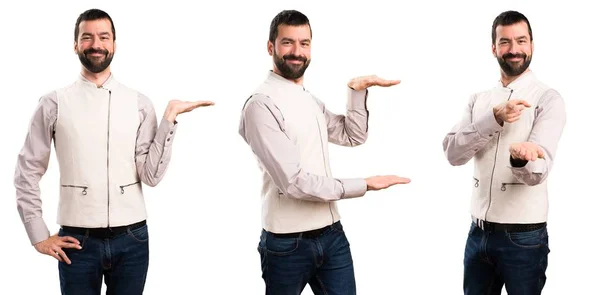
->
[160,161,163,164]
[170,131,173,135]
[167,138,170,142]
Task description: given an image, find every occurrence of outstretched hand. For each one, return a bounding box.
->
[348,75,401,91]
[164,99,215,123]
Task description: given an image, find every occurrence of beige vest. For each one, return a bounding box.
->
[471,71,550,223]
[54,75,145,228]
[252,72,340,233]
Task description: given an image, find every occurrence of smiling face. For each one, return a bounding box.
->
[268,24,312,81]
[74,18,115,74]
[492,20,533,77]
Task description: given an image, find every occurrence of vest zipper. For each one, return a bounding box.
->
[107,90,112,228]
[483,89,513,221]
[501,182,524,191]
[120,181,140,194]
[61,184,88,195]
[473,177,479,188]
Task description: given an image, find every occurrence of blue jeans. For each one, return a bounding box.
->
[57,224,150,295]
[463,222,550,295]
[257,221,356,295]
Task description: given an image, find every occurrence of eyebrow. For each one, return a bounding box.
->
[81,32,111,37]
[499,36,528,42]
[281,37,311,43]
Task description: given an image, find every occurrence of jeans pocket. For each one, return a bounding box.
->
[59,228,88,248]
[265,235,299,256]
[506,227,545,249]
[127,224,149,243]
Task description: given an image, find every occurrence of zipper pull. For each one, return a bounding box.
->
[501,183,506,191]
[82,187,88,195]
[120,186,125,194]
[473,178,479,188]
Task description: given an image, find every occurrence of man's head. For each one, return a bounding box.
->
[74,9,116,74]
[268,10,312,81]
[491,10,534,77]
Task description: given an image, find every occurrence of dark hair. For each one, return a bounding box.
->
[491,10,532,44]
[269,10,312,43]
[74,9,116,42]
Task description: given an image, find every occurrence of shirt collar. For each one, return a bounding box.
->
[77,73,117,90]
[496,70,536,90]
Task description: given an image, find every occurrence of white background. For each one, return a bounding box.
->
[0,0,597,294]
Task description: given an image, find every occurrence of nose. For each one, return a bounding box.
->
[91,36,103,49]
[291,43,302,56]
[508,41,520,55]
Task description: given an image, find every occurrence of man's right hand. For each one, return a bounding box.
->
[365,175,411,191]
[492,99,531,125]
[33,234,81,264]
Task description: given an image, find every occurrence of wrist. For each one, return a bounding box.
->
[163,108,177,123]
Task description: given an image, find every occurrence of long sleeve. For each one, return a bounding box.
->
[443,94,504,166]
[239,95,367,202]
[14,92,57,245]
[135,94,178,187]
[311,88,369,146]
[508,89,566,185]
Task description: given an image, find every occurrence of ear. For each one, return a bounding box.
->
[530,40,534,55]
[267,40,274,56]
[74,41,78,54]
[491,43,497,58]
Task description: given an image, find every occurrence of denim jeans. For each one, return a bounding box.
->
[463,222,550,295]
[57,224,150,295]
[257,221,356,295]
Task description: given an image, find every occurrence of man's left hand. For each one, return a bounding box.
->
[509,142,545,161]
[164,100,215,123]
[348,75,400,91]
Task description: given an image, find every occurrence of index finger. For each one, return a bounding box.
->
[60,236,80,245]
[512,99,531,107]
[193,100,215,107]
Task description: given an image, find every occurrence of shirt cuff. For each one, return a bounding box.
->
[474,110,503,138]
[508,158,546,175]
[340,178,367,199]
[347,88,368,110]
[25,217,50,245]
[155,117,178,147]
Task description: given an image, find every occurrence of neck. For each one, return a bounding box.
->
[81,67,111,87]
[273,67,303,85]
[500,68,530,87]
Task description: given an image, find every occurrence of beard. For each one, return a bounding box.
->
[496,52,531,77]
[273,50,310,80]
[78,48,113,73]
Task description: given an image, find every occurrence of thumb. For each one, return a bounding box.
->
[537,146,545,158]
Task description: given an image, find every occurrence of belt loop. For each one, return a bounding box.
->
[298,232,303,240]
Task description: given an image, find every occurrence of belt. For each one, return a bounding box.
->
[270,221,340,239]
[472,217,546,232]
[61,220,146,239]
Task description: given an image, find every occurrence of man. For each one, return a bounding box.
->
[14,8,213,295]
[239,10,410,295]
[443,10,566,295]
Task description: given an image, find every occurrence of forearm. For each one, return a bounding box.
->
[443,110,503,165]
[320,88,369,146]
[136,117,177,187]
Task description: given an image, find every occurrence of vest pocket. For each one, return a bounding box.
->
[473,177,480,188]
[120,181,140,194]
[501,182,525,191]
[61,184,88,195]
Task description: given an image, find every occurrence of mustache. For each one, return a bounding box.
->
[502,53,527,60]
[83,48,109,56]
[283,54,307,62]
